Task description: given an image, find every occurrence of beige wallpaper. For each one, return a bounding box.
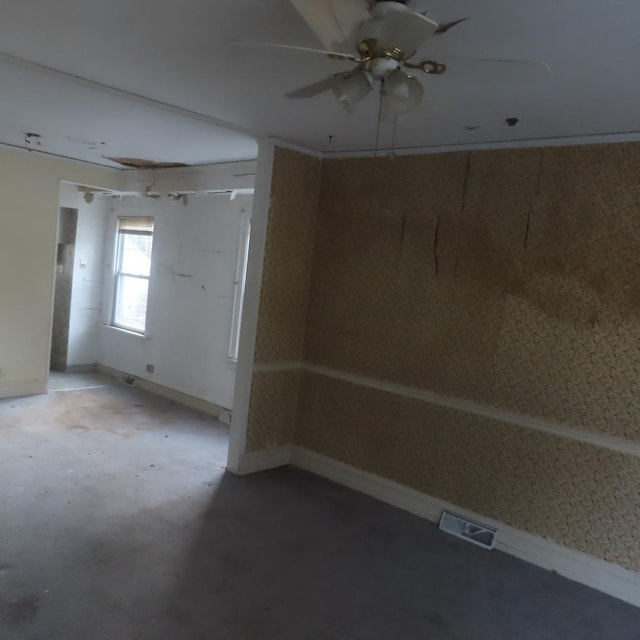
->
[247,141,640,572]
[247,146,321,450]
[247,369,301,451]
[307,144,640,441]
[253,146,321,364]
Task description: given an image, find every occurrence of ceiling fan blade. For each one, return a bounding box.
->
[434,18,469,35]
[286,73,348,99]
[331,0,372,37]
[378,9,439,57]
[440,57,553,82]
[289,0,350,50]
[230,40,356,61]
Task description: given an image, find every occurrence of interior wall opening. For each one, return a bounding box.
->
[48,165,255,469]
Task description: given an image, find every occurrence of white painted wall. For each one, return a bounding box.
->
[0,146,121,399]
[97,191,253,410]
[227,140,275,471]
[58,182,111,368]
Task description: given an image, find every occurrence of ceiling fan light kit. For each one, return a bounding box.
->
[382,69,424,117]
[282,0,463,117]
[332,72,374,113]
[234,0,551,122]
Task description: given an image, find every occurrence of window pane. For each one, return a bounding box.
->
[228,217,251,361]
[114,275,149,333]
[120,232,153,276]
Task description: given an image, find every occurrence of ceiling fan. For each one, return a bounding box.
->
[234,0,551,119]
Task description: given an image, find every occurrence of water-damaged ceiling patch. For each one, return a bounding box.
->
[106,157,190,169]
[24,132,43,149]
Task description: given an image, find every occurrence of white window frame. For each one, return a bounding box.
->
[228,208,251,361]
[111,217,154,335]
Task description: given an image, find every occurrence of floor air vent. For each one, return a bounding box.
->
[439,511,496,550]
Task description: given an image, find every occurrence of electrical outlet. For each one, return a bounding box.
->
[0,368,7,380]
[146,364,155,374]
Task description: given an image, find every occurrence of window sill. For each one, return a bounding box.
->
[99,324,152,340]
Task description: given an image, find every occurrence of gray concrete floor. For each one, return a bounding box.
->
[47,371,113,392]
[1,382,640,639]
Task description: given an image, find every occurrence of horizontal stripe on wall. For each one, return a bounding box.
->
[252,360,640,460]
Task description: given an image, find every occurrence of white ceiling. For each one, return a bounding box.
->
[2,0,640,166]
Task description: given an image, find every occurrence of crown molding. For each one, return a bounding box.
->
[271,129,640,161]
[269,137,324,158]
[320,129,640,159]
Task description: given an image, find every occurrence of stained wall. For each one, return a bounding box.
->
[306,145,640,441]
[248,143,640,573]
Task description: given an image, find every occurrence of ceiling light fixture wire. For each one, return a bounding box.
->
[390,113,398,159]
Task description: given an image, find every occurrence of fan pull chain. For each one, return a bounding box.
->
[374,82,384,159]
[390,113,398,158]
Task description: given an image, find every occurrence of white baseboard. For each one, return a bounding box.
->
[291,446,640,609]
[227,442,640,606]
[233,447,293,475]
[96,364,225,418]
[0,379,47,399]
[64,363,97,374]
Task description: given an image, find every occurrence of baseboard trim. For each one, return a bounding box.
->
[230,444,640,605]
[0,379,47,399]
[96,364,225,418]
[290,446,640,608]
[64,363,97,374]
[234,447,293,475]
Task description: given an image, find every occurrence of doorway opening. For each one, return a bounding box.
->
[48,177,254,470]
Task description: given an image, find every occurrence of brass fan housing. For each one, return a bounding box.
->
[328,39,447,75]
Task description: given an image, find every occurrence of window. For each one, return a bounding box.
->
[112,217,154,334]
[228,210,251,361]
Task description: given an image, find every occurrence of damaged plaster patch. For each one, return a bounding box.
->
[106,157,190,169]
